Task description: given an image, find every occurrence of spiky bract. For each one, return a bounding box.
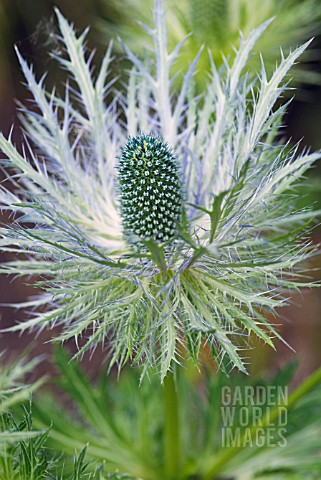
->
[117,134,182,244]
[0,0,320,380]
[102,0,321,88]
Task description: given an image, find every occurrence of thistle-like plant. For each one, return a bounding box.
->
[0,0,320,380]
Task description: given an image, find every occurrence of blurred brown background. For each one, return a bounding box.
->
[1,0,321,381]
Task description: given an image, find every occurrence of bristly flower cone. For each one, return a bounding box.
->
[116,133,183,244]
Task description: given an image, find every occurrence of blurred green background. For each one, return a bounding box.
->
[1,0,321,382]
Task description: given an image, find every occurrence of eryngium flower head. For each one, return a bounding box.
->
[0,0,320,380]
[116,133,183,244]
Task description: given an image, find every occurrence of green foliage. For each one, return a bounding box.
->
[30,349,321,480]
[0,355,115,479]
[32,349,159,480]
[0,406,53,480]
[0,406,129,480]
[0,356,44,429]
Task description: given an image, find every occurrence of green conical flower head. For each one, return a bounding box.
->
[117,133,183,244]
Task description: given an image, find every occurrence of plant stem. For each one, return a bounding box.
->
[201,365,321,480]
[164,371,180,479]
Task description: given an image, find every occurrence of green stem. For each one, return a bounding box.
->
[201,365,321,480]
[164,371,180,479]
